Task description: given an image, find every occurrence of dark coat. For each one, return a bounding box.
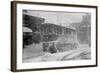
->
[49,44,57,53]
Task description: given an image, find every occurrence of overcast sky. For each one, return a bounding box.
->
[23,10,89,26]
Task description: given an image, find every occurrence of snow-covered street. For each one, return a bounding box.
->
[23,44,91,63]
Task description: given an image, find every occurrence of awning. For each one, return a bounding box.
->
[23,27,32,32]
